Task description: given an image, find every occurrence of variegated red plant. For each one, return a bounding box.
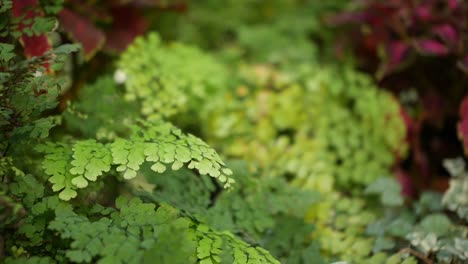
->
[330,0,467,77]
[58,0,187,59]
[10,0,187,62]
[330,0,468,194]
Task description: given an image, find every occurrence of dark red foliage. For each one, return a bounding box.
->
[387,41,410,73]
[433,24,457,44]
[331,0,468,194]
[12,0,52,69]
[19,35,52,61]
[415,39,448,55]
[59,8,105,60]
[330,0,468,77]
[104,7,147,53]
[458,96,468,155]
[58,0,186,59]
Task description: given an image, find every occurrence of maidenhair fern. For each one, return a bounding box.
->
[48,197,196,264]
[202,63,406,190]
[198,62,408,262]
[195,224,280,264]
[63,76,139,138]
[1,43,79,145]
[118,33,228,119]
[4,167,279,264]
[37,120,234,200]
[144,161,321,263]
[3,1,466,263]
[307,66,407,188]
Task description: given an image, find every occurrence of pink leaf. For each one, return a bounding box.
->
[415,39,448,55]
[448,0,459,10]
[415,5,431,22]
[433,24,457,44]
[379,41,410,77]
[388,41,409,68]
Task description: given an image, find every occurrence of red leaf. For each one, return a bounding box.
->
[388,41,409,68]
[104,7,147,53]
[68,0,112,22]
[415,39,448,55]
[20,35,52,60]
[379,41,410,78]
[12,0,52,69]
[458,96,468,155]
[12,0,38,23]
[59,8,105,60]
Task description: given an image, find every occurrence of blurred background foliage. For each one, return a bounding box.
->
[1,0,468,263]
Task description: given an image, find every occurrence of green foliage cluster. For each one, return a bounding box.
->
[4,178,280,264]
[0,40,77,145]
[118,33,228,119]
[1,1,278,262]
[63,77,139,138]
[364,189,468,263]
[154,0,347,63]
[145,161,320,262]
[0,0,62,40]
[202,63,406,190]
[443,158,468,221]
[0,0,80,149]
[2,1,467,264]
[116,35,409,261]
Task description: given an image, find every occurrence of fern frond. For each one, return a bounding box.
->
[47,197,280,264]
[37,120,234,200]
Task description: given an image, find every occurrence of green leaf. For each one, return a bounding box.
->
[71,176,88,188]
[59,188,77,201]
[53,43,81,54]
[0,43,15,62]
[151,162,166,173]
[123,169,137,180]
[418,214,452,236]
[365,177,404,206]
[373,236,395,252]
